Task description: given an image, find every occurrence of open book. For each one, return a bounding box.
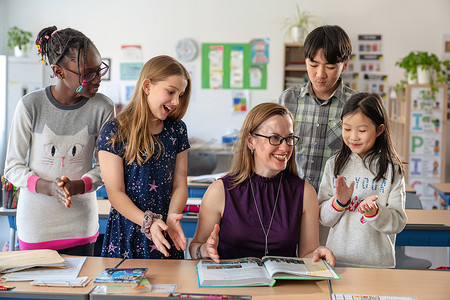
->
[0,249,66,273]
[197,256,340,287]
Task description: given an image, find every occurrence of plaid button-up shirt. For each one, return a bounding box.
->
[278,80,356,190]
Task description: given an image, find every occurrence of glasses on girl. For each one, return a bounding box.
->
[252,133,300,146]
[57,61,109,82]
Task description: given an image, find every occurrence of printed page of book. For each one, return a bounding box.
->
[262,256,339,280]
[262,256,312,279]
[197,258,275,287]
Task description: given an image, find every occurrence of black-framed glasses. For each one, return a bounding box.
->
[57,61,109,82]
[252,133,300,146]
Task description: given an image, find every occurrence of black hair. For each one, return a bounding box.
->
[36,26,94,77]
[304,25,352,64]
[334,92,404,183]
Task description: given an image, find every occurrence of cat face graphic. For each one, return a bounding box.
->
[38,125,88,169]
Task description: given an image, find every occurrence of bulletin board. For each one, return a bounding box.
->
[201,43,267,89]
[407,85,447,208]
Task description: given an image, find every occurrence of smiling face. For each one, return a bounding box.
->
[342,110,384,158]
[248,114,295,178]
[306,48,348,100]
[145,75,188,121]
[61,45,103,98]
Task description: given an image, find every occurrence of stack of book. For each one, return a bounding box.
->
[93,268,151,294]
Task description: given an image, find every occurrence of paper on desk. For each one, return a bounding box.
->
[2,256,86,281]
[30,276,91,287]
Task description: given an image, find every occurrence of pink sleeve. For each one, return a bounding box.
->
[27,175,40,193]
[81,176,93,194]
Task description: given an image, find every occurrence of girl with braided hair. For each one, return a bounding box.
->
[4,25,115,255]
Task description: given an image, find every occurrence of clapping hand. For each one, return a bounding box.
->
[357,195,379,214]
[335,175,355,205]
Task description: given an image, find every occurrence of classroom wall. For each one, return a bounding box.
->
[1,0,450,144]
[1,0,450,246]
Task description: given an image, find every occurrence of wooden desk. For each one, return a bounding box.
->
[331,267,450,300]
[91,259,330,300]
[429,182,450,209]
[1,256,121,300]
[3,258,449,300]
[93,259,449,300]
[398,209,450,266]
[398,209,450,247]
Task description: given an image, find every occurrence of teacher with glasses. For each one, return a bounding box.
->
[189,102,335,266]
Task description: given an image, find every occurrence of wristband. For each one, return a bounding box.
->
[141,210,163,241]
[363,207,378,218]
[196,244,203,259]
[27,175,40,193]
[81,176,93,194]
[332,198,347,212]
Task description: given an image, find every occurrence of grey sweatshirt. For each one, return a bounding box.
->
[318,153,407,268]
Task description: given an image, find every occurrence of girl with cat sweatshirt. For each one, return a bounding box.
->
[3,26,114,255]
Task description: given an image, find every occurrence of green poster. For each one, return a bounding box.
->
[201,43,267,89]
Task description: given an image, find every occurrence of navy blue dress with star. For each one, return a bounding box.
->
[98,118,190,259]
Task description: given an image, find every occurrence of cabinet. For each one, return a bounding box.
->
[389,84,448,209]
[283,43,308,90]
[0,56,44,173]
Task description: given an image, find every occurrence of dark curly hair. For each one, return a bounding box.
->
[36,26,93,75]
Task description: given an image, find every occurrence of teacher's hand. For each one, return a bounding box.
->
[205,224,221,263]
[312,246,336,267]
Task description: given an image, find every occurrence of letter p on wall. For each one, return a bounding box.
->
[411,136,423,152]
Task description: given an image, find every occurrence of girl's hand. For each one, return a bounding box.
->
[149,218,171,257]
[166,213,187,251]
[312,246,336,267]
[205,224,221,263]
[57,176,71,208]
[335,175,355,205]
[60,176,85,197]
[51,178,71,208]
[357,195,379,214]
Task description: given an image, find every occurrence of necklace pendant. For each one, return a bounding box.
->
[265,236,268,256]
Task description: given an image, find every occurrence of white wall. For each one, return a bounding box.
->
[1,0,450,245]
[2,0,449,144]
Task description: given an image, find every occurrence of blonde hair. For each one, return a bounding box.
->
[228,102,298,186]
[110,55,191,165]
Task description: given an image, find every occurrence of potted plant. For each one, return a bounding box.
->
[414,51,449,85]
[395,51,419,84]
[7,26,33,57]
[282,4,317,43]
[395,51,450,101]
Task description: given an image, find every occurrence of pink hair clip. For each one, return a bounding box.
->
[45,35,50,39]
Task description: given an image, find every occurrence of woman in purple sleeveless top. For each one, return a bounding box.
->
[189,103,335,266]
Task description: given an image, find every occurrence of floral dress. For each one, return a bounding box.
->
[98,118,189,259]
